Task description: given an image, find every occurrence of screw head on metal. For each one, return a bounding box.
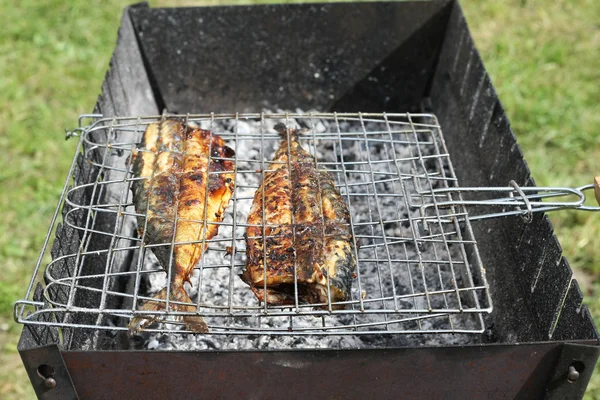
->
[567,365,580,382]
[43,377,57,389]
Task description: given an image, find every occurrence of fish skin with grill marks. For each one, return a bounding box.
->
[242,124,356,309]
[129,119,235,334]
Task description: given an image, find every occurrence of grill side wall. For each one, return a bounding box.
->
[129,1,452,114]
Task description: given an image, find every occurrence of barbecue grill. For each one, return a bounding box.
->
[15,1,600,399]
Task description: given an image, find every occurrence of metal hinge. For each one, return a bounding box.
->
[18,284,78,399]
[19,342,79,400]
[544,342,600,400]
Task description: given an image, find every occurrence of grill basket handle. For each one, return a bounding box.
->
[419,180,600,223]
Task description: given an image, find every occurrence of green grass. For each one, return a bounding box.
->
[0,0,598,398]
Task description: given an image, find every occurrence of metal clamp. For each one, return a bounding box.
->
[417,181,600,223]
[509,180,533,223]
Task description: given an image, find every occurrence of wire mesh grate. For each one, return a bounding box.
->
[15,112,492,336]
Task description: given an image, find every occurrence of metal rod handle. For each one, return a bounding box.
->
[419,180,600,223]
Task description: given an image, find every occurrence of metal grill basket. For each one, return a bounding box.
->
[15,112,493,336]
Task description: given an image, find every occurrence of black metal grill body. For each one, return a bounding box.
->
[18,1,599,399]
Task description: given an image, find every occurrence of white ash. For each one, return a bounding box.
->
[129,112,483,350]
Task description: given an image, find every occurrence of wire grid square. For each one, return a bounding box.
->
[16,113,491,335]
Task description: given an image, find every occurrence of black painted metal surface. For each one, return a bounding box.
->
[129,1,452,113]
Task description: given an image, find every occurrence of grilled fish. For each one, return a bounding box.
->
[129,119,235,334]
[243,124,356,309]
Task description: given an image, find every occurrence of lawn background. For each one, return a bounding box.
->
[1,0,598,398]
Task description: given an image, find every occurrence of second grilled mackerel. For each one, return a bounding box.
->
[243,124,356,309]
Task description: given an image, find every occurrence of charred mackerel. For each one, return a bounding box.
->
[243,123,356,309]
[129,119,235,334]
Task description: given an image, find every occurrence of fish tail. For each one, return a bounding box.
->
[174,286,210,334]
[128,284,208,335]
